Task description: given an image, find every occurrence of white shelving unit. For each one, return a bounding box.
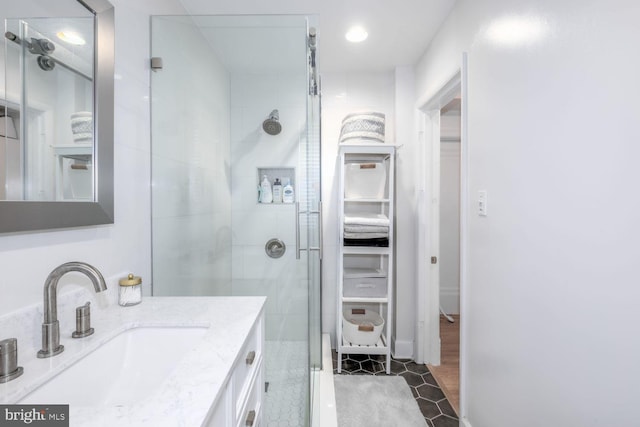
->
[336,144,395,374]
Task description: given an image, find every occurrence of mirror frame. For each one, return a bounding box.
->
[0,0,114,233]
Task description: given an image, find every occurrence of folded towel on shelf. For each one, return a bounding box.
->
[344,231,389,239]
[344,213,389,227]
[344,224,389,234]
[344,237,389,247]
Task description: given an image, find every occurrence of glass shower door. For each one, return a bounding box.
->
[150,15,321,427]
[305,23,323,421]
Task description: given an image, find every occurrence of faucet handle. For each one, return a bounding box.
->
[77,301,91,316]
[72,301,94,338]
[0,338,24,383]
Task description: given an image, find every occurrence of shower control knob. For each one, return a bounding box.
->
[265,238,286,259]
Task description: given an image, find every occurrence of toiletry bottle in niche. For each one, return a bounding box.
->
[260,175,272,203]
[283,179,294,203]
[119,273,142,306]
[272,178,283,203]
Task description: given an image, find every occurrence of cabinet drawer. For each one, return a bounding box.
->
[236,371,262,427]
[233,318,262,412]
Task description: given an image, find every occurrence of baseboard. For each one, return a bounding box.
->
[391,337,414,360]
[440,287,460,315]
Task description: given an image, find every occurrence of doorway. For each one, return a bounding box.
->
[416,53,468,424]
[428,96,461,414]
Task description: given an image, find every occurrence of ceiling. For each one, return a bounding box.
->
[177,0,457,73]
[188,15,307,73]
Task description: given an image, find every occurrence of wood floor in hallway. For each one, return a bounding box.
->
[427,314,460,415]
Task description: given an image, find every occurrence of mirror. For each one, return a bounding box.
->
[0,0,114,232]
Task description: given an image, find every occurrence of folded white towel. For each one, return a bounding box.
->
[344,225,389,233]
[344,232,389,239]
[344,213,389,227]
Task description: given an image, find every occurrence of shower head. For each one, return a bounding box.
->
[263,109,282,135]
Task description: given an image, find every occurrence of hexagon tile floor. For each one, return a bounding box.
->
[333,352,459,427]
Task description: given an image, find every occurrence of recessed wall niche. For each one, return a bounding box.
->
[257,167,296,204]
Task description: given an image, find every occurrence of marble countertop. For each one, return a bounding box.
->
[0,296,266,426]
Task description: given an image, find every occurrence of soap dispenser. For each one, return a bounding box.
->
[272,178,283,203]
[260,175,273,203]
[283,178,294,203]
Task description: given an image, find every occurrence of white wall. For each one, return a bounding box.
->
[393,66,419,358]
[0,0,187,317]
[439,106,461,315]
[439,140,460,315]
[415,0,640,425]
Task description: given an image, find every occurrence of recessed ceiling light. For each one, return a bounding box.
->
[56,31,86,46]
[345,26,368,43]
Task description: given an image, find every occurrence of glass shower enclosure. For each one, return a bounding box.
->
[150,15,321,426]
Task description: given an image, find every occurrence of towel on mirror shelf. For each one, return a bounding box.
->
[344,231,389,239]
[344,224,389,233]
[344,213,389,227]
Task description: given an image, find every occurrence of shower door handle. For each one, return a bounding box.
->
[296,202,301,259]
[313,201,322,260]
[296,201,323,260]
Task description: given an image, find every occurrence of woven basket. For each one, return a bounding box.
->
[70,112,93,144]
[339,112,385,144]
[342,308,384,346]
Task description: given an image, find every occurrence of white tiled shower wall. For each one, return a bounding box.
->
[230,71,309,341]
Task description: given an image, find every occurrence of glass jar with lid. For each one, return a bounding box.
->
[118,273,142,306]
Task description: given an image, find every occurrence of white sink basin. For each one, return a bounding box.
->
[18,326,208,406]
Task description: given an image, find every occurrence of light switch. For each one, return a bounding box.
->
[478,190,487,216]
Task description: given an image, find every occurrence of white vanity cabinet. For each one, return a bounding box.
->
[0,297,266,426]
[205,313,265,427]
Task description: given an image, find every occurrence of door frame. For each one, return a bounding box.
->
[415,53,469,419]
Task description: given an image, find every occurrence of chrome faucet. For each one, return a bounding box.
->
[38,262,107,358]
